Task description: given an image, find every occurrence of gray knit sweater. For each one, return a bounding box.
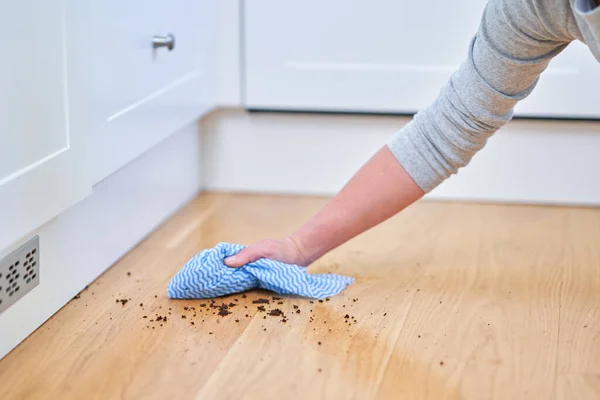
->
[388,0,600,192]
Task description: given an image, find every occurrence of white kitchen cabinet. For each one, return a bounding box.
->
[244,0,600,119]
[0,0,91,252]
[67,0,218,184]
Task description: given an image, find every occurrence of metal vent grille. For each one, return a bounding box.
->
[0,236,40,314]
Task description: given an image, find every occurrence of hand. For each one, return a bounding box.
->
[224,236,313,268]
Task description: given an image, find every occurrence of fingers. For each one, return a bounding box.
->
[224,245,266,268]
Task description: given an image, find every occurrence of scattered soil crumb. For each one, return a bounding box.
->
[217,303,233,317]
[293,305,299,309]
[272,296,283,301]
[127,272,131,276]
[277,301,284,305]
[318,341,322,345]
[200,303,207,307]
[440,361,444,366]
[241,294,247,298]
[344,315,350,319]
[253,298,270,304]
[383,313,387,316]
[309,301,314,304]
[235,319,240,323]
[116,299,128,306]
[268,309,284,317]
[182,315,187,319]
[318,368,322,373]
[209,332,213,335]
[296,310,301,314]
[143,316,148,319]
[257,306,266,312]
[318,300,323,303]
[191,322,195,325]
[139,303,143,307]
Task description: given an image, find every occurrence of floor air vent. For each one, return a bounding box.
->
[0,236,40,314]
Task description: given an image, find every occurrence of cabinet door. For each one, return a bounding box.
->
[0,0,90,252]
[244,0,600,119]
[67,0,218,184]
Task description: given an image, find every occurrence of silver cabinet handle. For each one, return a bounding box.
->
[152,34,175,51]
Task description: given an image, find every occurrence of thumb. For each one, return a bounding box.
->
[224,247,263,268]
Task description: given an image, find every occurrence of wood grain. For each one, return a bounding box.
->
[0,193,599,399]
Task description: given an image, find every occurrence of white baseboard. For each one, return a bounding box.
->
[201,109,600,206]
[0,123,203,360]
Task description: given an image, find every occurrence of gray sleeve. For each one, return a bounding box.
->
[387,0,574,192]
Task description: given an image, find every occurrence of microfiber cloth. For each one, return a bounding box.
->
[167,242,354,299]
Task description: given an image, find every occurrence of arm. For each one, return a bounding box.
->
[225,0,574,267]
[225,146,423,267]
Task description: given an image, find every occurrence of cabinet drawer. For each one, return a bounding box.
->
[68,0,217,184]
[244,0,600,119]
[0,0,91,252]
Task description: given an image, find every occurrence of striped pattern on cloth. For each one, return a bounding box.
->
[167,242,354,299]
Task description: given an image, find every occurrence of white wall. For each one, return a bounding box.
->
[0,123,203,360]
[201,109,600,206]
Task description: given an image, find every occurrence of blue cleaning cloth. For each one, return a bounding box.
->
[167,242,354,299]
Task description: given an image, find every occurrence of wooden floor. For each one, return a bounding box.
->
[0,193,599,399]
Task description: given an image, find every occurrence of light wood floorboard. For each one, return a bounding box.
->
[0,193,599,399]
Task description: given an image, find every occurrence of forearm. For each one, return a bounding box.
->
[291,145,424,263]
